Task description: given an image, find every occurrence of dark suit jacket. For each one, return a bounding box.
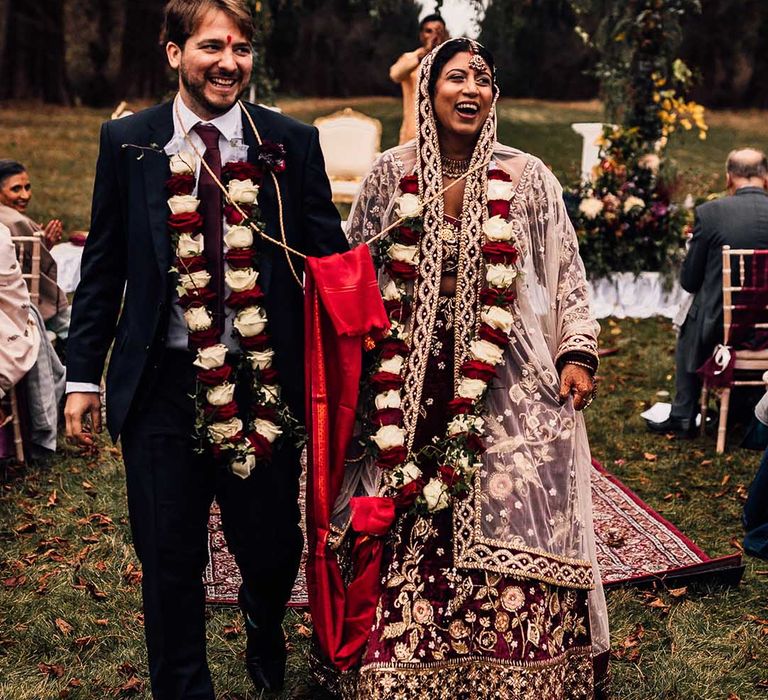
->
[679,186,768,373]
[67,100,348,440]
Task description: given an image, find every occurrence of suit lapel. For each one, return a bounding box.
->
[143,102,175,278]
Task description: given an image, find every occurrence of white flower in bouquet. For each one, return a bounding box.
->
[206,382,235,406]
[247,349,274,370]
[623,196,645,213]
[379,355,405,375]
[259,384,281,404]
[168,195,200,215]
[469,339,505,366]
[178,269,212,291]
[375,390,401,410]
[484,215,515,242]
[234,306,267,337]
[398,461,422,485]
[578,197,603,220]
[231,454,256,479]
[225,267,258,292]
[177,233,204,258]
[193,344,228,370]
[387,243,419,265]
[381,279,403,301]
[487,179,514,201]
[447,414,485,436]
[481,306,515,334]
[394,193,422,219]
[457,377,487,400]
[183,306,213,332]
[253,418,283,443]
[224,225,254,249]
[486,264,517,288]
[208,417,243,444]
[389,320,407,339]
[227,178,259,204]
[423,478,450,512]
[169,150,196,175]
[372,424,406,451]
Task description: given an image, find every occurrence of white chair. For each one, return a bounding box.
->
[313,108,382,204]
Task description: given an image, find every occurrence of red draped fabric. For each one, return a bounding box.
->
[304,245,392,670]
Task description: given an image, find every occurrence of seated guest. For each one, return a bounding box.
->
[0,160,70,345]
[744,387,768,558]
[647,149,768,436]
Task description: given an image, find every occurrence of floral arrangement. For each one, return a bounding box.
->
[362,169,522,515]
[165,144,301,479]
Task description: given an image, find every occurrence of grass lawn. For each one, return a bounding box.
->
[1,98,767,699]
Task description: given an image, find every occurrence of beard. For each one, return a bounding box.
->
[179,63,246,117]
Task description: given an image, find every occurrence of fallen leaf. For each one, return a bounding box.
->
[115,675,144,695]
[117,661,138,676]
[294,623,312,638]
[123,563,142,586]
[95,618,109,626]
[55,618,74,636]
[643,452,657,462]
[2,575,27,588]
[222,624,241,638]
[73,636,97,649]
[80,534,100,544]
[38,662,65,678]
[668,586,688,598]
[729,537,744,552]
[14,521,36,535]
[720,474,731,486]
[47,489,59,507]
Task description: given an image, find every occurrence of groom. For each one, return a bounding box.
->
[64,0,347,696]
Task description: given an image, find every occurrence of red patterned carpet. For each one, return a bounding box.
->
[204,460,743,606]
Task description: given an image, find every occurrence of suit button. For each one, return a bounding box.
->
[144,345,150,352]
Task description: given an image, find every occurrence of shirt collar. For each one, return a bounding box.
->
[173,93,243,143]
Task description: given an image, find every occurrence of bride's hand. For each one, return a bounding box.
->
[558,364,595,411]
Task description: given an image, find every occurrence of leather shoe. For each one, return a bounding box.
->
[645,416,697,437]
[239,590,287,693]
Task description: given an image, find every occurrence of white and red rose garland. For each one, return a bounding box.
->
[364,168,521,515]
[165,146,302,478]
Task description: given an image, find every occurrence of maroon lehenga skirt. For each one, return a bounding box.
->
[340,298,597,699]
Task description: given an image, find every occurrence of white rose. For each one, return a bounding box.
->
[225,268,259,292]
[372,424,406,451]
[389,320,407,339]
[470,339,505,366]
[177,233,204,257]
[381,279,402,301]
[484,215,515,242]
[167,194,200,214]
[227,178,259,204]
[457,377,487,400]
[487,179,514,201]
[578,197,603,220]
[208,417,243,444]
[224,225,254,249]
[234,306,268,337]
[399,461,422,485]
[193,344,228,370]
[169,150,196,175]
[184,306,213,332]
[379,355,404,375]
[486,264,517,288]
[253,418,283,444]
[259,384,281,405]
[387,243,419,265]
[375,390,401,410]
[206,382,235,406]
[247,349,274,370]
[423,478,450,512]
[178,269,211,291]
[394,193,422,219]
[447,414,485,436]
[481,305,515,334]
[623,195,645,213]
[231,454,256,479]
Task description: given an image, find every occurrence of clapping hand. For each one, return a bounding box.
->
[558,363,596,411]
[43,219,63,248]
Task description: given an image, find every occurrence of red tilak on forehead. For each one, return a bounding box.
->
[226,34,232,44]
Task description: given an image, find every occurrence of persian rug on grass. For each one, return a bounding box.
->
[203,459,743,605]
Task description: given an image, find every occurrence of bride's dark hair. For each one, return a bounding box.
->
[427,38,496,99]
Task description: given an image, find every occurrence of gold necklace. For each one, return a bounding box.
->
[441,155,471,179]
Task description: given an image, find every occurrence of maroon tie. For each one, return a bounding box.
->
[192,122,224,333]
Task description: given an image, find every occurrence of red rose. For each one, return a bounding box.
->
[386,260,418,281]
[247,431,273,459]
[376,445,407,469]
[460,359,497,382]
[225,285,264,309]
[372,408,404,426]
[258,367,279,384]
[370,371,404,393]
[176,254,208,273]
[399,174,419,194]
[479,323,509,348]
[166,173,195,195]
[251,405,278,422]
[197,364,234,386]
[395,225,420,245]
[222,160,262,183]
[177,287,217,309]
[225,430,244,445]
[204,400,239,421]
[448,397,474,415]
[487,200,511,219]
[188,327,221,349]
[394,478,424,509]
[480,287,516,308]
[168,211,203,233]
[488,168,511,182]
[466,432,486,454]
[239,333,271,350]
[224,248,255,269]
[482,242,518,265]
[383,299,411,322]
[378,338,409,359]
[439,465,460,488]
[224,203,252,225]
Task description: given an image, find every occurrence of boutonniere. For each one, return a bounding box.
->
[254,141,287,174]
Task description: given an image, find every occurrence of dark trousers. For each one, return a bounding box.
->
[120,351,303,700]
[744,445,768,558]
[671,321,708,422]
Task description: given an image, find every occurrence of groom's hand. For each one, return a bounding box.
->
[64,392,102,446]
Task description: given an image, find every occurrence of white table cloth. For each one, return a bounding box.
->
[587,271,691,321]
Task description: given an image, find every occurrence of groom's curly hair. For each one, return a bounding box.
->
[161,0,254,48]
